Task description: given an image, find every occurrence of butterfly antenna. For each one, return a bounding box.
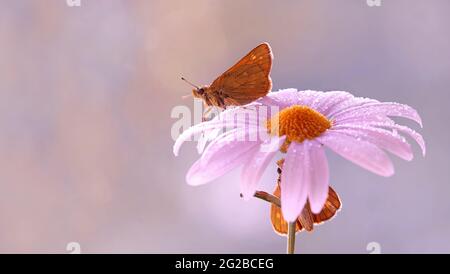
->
[181,77,200,89]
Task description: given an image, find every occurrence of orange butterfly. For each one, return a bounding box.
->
[182,43,273,115]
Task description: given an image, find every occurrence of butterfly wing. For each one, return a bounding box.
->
[297,203,314,232]
[312,186,341,224]
[208,43,273,106]
[270,184,304,235]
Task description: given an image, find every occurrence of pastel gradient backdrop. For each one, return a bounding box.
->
[0,0,447,253]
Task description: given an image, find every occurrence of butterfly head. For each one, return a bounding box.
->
[192,86,209,99]
[181,77,208,99]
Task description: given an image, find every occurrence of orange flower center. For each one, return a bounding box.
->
[267,105,331,150]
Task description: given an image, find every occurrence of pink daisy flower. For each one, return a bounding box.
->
[173,89,425,222]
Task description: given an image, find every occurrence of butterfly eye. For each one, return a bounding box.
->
[197,88,205,95]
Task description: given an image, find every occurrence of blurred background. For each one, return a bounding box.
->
[0,0,448,253]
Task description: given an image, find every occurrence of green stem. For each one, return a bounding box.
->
[287,222,296,254]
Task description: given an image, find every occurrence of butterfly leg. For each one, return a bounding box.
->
[217,95,227,109]
[202,106,213,122]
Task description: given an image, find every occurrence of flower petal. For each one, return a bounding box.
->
[332,125,414,161]
[381,123,426,156]
[173,115,259,156]
[196,128,221,154]
[312,91,354,115]
[325,93,377,118]
[186,130,261,185]
[307,141,330,214]
[173,120,224,156]
[186,142,258,186]
[257,89,326,110]
[281,142,309,222]
[297,90,324,107]
[215,107,260,126]
[318,130,394,177]
[257,88,299,109]
[200,128,259,160]
[332,102,423,127]
[240,136,285,200]
[339,121,426,157]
